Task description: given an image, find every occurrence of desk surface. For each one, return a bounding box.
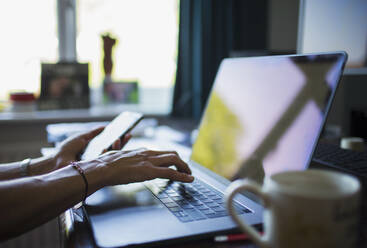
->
[59,208,258,248]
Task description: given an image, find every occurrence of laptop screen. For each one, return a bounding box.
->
[191,53,347,184]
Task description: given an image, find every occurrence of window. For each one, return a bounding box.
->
[1,0,180,114]
[78,0,180,113]
[0,0,57,100]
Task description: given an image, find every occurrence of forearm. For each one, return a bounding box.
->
[0,162,103,241]
[0,147,194,241]
[0,156,56,180]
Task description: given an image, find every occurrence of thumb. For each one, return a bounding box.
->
[83,126,105,142]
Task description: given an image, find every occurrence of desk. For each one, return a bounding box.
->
[59,208,258,248]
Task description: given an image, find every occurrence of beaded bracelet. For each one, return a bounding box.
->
[71,162,88,202]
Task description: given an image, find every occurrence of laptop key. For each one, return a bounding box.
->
[165,202,179,208]
[185,209,207,220]
[192,181,201,186]
[157,193,169,199]
[190,201,204,207]
[171,183,182,189]
[161,198,174,204]
[177,216,194,223]
[201,209,216,215]
[176,199,187,205]
[169,207,181,212]
[182,193,194,199]
[202,198,213,204]
[206,202,219,208]
[212,206,226,212]
[189,191,200,196]
[206,192,217,197]
[195,186,206,191]
[206,211,228,218]
[186,197,199,203]
[181,204,194,210]
[165,189,175,194]
[167,192,180,197]
[171,196,184,201]
[197,205,209,210]
[209,195,222,201]
[174,210,189,217]
[195,194,207,200]
[214,199,224,204]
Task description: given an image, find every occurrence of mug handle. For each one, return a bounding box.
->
[225,179,271,248]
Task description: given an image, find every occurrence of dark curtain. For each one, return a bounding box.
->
[172,0,269,120]
[171,0,233,120]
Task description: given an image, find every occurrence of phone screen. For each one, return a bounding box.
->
[81,111,144,160]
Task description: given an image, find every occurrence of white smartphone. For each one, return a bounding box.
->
[81,111,144,160]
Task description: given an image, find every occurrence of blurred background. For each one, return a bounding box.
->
[0,0,366,247]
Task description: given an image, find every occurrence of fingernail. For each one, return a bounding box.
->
[187,175,195,181]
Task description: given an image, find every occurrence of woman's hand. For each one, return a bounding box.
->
[80,148,194,191]
[54,127,131,172]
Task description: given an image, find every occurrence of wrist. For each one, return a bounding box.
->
[27,156,57,176]
[54,152,76,171]
[71,162,89,202]
[74,160,107,195]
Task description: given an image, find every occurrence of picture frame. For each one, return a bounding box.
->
[38,62,90,110]
[103,81,139,104]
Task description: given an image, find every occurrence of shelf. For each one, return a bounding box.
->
[0,87,173,124]
[0,103,168,124]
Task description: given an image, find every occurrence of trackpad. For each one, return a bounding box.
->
[84,183,184,247]
[85,183,159,213]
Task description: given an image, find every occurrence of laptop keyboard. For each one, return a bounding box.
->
[149,179,251,223]
[313,143,367,176]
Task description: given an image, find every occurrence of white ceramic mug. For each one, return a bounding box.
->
[225,169,361,248]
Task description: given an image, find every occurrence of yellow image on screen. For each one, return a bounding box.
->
[191,92,243,179]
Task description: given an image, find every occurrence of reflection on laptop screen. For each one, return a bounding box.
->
[191,53,346,184]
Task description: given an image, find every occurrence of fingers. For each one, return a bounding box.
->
[121,133,132,147]
[111,139,121,150]
[100,148,195,185]
[150,167,194,183]
[104,133,131,153]
[83,126,105,141]
[140,149,179,157]
[120,149,190,174]
[147,153,191,175]
[102,150,120,156]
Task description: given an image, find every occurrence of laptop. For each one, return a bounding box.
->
[83,52,347,247]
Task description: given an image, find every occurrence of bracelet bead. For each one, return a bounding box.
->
[71,162,89,203]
